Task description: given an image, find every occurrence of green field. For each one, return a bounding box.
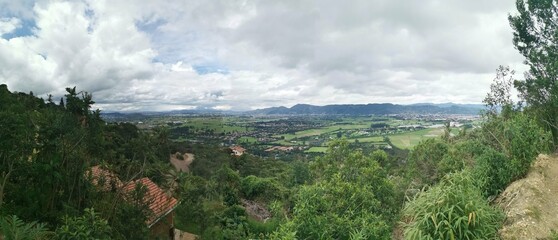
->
[348,136,384,143]
[165,115,468,151]
[237,136,257,143]
[180,118,250,133]
[305,147,329,153]
[275,123,370,140]
[389,128,445,149]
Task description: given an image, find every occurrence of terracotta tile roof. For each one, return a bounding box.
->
[230,146,246,156]
[123,178,179,226]
[230,146,245,151]
[87,166,179,227]
[87,166,123,190]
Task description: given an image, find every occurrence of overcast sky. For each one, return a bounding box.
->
[0,0,525,111]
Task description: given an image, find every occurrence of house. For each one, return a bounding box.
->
[123,178,179,239]
[87,166,179,239]
[230,146,246,156]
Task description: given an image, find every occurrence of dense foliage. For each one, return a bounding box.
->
[0,85,171,239]
[510,0,558,144]
[276,142,398,239]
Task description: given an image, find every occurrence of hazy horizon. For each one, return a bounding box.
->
[0,0,524,111]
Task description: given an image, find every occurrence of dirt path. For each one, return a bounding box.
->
[170,153,194,172]
[174,230,197,240]
[496,154,558,239]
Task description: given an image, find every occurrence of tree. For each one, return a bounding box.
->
[509,0,558,144]
[484,66,515,117]
[279,140,397,239]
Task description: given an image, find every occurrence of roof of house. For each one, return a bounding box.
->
[122,178,179,226]
[87,165,123,190]
[230,146,246,152]
[87,166,179,227]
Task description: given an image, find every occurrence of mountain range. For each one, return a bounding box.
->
[101,103,485,120]
[249,103,484,115]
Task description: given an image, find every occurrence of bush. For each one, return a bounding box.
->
[282,141,396,239]
[504,113,551,178]
[403,170,503,240]
[473,112,552,197]
[0,215,51,240]
[55,208,112,240]
[407,138,449,186]
[241,175,283,201]
[437,139,486,175]
[472,148,512,197]
[481,113,551,180]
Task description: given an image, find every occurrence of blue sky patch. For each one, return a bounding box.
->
[193,64,229,75]
[2,19,36,40]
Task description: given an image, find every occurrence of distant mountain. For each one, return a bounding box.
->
[250,103,484,115]
[409,103,485,110]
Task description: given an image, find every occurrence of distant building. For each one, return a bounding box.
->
[230,146,246,156]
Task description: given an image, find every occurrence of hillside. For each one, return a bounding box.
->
[496,154,558,239]
[251,103,483,115]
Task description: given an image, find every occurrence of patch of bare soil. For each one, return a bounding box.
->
[174,229,198,240]
[241,199,271,222]
[170,152,195,172]
[495,154,558,239]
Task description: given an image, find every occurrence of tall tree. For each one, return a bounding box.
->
[509,0,558,144]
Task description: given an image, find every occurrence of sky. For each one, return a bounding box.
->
[0,0,526,112]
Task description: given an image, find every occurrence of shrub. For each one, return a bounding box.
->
[481,113,551,180]
[504,113,551,178]
[473,112,552,197]
[0,215,51,240]
[55,208,112,240]
[437,139,486,175]
[407,138,449,186]
[283,141,396,240]
[403,170,503,240]
[241,175,283,201]
[472,148,512,197]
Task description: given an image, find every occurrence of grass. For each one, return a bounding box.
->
[389,128,445,149]
[238,136,257,143]
[179,117,251,133]
[349,136,384,143]
[305,147,329,153]
[275,123,370,141]
[403,171,503,239]
[272,139,299,146]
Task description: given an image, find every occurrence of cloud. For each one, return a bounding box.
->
[0,17,21,36]
[0,0,526,111]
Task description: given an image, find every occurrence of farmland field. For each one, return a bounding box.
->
[274,123,371,140]
[152,114,477,154]
[305,147,329,153]
[388,128,446,149]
